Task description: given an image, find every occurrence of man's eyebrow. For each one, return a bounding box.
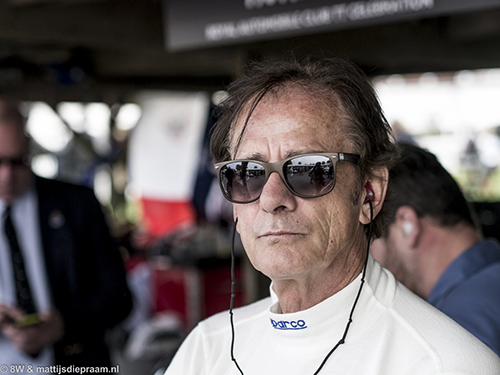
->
[238,150,328,161]
[239,153,266,161]
[284,150,327,159]
[302,149,329,155]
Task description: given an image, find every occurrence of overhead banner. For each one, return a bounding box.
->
[164,0,500,51]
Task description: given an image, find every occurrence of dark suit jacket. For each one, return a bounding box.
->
[35,177,132,366]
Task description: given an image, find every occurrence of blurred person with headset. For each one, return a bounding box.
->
[371,142,500,356]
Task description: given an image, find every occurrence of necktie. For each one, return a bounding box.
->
[3,205,37,314]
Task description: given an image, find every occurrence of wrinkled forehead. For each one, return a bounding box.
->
[229,85,349,157]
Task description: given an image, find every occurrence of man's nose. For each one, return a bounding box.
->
[258,172,297,213]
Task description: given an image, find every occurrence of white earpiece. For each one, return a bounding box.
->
[402,221,413,237]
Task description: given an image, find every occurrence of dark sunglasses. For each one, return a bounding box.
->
[0,155,30,168]
[214,152,360,204]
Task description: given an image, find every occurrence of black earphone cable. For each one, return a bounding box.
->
[229,200,374,374]
[230,217,244,374]
[312,200,373,374]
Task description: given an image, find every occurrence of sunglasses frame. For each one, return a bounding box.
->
[214,152,360,204]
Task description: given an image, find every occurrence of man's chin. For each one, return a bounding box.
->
[256,258,305,280]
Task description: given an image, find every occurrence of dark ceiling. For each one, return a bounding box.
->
[2,0,500,105]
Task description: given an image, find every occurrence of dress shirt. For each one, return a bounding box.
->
[428,238,500,356]
[0,189,54,368]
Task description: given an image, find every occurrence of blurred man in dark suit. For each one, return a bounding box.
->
[0,98,132,369]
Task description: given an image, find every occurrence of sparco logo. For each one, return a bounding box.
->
[270,318,307,330]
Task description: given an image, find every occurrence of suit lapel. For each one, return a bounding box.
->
[35,177,78,304]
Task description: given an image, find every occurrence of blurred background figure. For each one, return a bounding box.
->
[461,126,500,197]
[0,98,132,370]
[371,142,500,356]
[391,120,417,145]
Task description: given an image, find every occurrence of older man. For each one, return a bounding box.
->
[165,57,500,374]
[371,142,500,357]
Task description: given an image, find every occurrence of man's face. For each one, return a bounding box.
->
[0,121,32,203]
[231,89,366,282]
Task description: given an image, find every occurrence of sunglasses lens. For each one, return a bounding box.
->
[285,155,335,197]
[219,161,266,202]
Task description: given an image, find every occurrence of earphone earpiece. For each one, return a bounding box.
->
[402,221,413,237]
[364,190,374,204]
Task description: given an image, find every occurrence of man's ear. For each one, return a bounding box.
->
[394,206,420,248]
[359,167,389,225]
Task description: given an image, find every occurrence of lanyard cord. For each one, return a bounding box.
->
[229,200,374,374]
